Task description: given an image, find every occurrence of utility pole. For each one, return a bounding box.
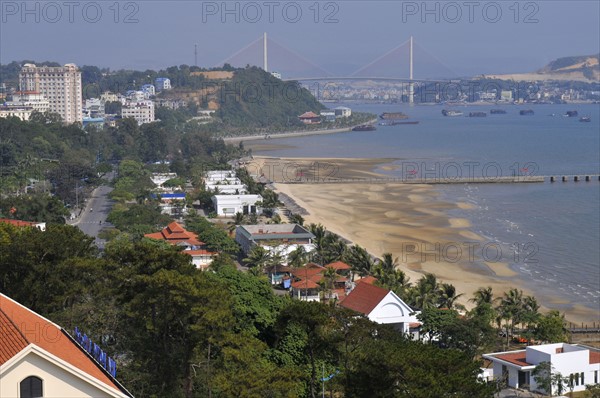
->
[194,44,198,67]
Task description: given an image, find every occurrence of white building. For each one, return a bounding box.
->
[0,293,132,398]
[100,91,119,103]
[151,173,178,188]
[8,91,50,114]
[340,281,421,337]
[155,77,171,91]
[0,105,33,121]
[19,63,83,124]
[483,343,600,395]
[141,84,156,96]
[212,194,262,216]
[205,170,237,182]
[334,106,352,117]
[235,224,315,260]
[121,100,155,125]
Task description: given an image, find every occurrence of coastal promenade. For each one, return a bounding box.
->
[223,119,378,143]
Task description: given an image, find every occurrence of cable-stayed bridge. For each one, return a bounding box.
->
[217,33,459,102]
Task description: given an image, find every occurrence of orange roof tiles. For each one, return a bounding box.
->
[326,261,351,270]
[0,295,125,394]
[339,282,389,315]
[0,308,28,364]
[144,221,204,246]
[0,218,40,228]
[356,275,378,285]
[590,351,600,364]
[291,279,320,289]
[492,352,531,367]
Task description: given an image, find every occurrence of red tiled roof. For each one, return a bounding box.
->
[339,282,389,315]
[356,275,378,285]
[144,221,204,246]
[326,261,351,270]
[291,279,320,289]
[492,352,531,367]
[0,294,123,393]
[591,351,600,364]
[298,111,319,118]
[187,249,217,256]
[0,218,40,228]
[0,308,28,364]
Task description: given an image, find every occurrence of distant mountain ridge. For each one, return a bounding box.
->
[483,54,599,82]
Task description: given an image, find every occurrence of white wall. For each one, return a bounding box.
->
[1,350,126,398]
[368,291,420,333]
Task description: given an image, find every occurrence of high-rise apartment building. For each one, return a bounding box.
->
[19,63,83,124]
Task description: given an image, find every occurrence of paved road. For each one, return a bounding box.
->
[72,184,114,249]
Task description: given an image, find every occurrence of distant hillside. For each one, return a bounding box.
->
[483,54,600,82]
[214,67,324,129]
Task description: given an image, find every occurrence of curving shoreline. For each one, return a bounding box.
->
[223,119,378,143]
[246,156,599,324]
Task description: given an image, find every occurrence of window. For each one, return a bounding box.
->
[20,376,43,397]
[595,370,598,384]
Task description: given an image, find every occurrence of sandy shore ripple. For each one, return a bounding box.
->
[247,156,598,323]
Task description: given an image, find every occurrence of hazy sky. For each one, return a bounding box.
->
[1,1,599,78]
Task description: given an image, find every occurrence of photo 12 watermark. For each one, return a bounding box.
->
[399,241,539,264]
[400,1,540,24]
[1,1,140,24]
[200,1,340,24]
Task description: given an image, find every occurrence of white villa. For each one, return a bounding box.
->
[212,194,262,216]
[483,343,600,395]
[205,177,247,194]
[235,224,315,260]
[205,170,237,183]
[340,280,421,338]
[0,294,132,398]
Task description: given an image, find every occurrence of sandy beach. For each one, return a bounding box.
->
[248,156,598,323]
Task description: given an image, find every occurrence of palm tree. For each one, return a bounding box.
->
[320,266,339,302]
[470,286,494,307]
[497,288,525,345]
[288,246,308,268]
[309,223,328,265]
[437,283,465,310]
[243,246,271,273]
[409,273,439,310]
[344,245,373,279]
[289,213,304,226]
[322,234,347,264]
[378,253,398,273]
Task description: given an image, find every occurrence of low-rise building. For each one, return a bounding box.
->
[7,91,50,114]
[155,77,171,91]
[298,111,321,124]
[141,84,156,96]
[320,110,336,122]
[0,105,33,121]
[483,343,600,395]
[0,218,46,231]
[0,293,133,398]
[340,281,421,337]
[235,224,315,260]
[205,170,236,183]
[212,194,262,217]
[121,100,155,125]
[334,106,352,117]
[144,221,216,269]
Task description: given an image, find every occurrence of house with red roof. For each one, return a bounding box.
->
[339,282,421,337]
[298,111,321,124]
[0,218,46,231]
[0,294,132,398]
[483,343,600,395]
[144,221,216,269]
[289,263,349,302]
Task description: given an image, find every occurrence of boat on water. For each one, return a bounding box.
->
[380,112,408,120]
[469,112,487,117]
[519,109,534,115]
[490,109,507,114]
[352,124,376,131]
[379,121,420,126]
[565,110,579,117]
[579,116,591,122]
[442,109,463,117]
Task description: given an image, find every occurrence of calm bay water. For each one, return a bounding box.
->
[253,103,600,314]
